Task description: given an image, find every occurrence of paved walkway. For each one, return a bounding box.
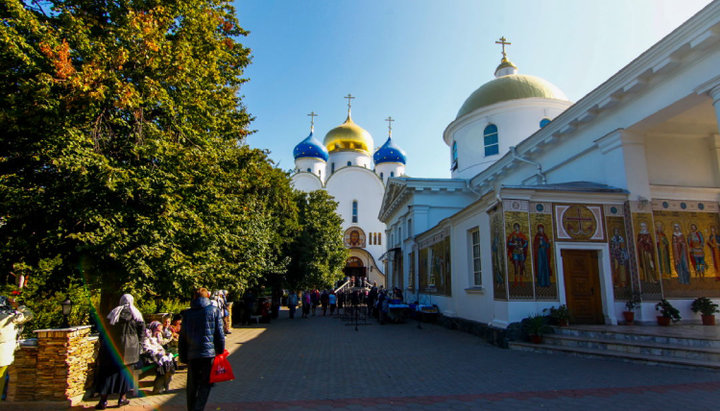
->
[76,311,720,410]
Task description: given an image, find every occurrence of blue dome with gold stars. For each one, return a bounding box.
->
[373,137,406,165]
[293,131,329,161]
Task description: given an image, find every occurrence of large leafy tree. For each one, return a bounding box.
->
[0,0,294,318]
[286,191,347,291]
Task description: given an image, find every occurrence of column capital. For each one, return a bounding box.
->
[709,84,720,104]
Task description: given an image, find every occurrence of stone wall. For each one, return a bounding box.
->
[7,326,98,406]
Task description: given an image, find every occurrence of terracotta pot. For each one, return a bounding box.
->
[657,316,671,326]
[701,314,716,326]
[529,334,543,344]
[622,311,635,325]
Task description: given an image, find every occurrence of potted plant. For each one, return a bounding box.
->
[523,313,551,344]
[623,292,641,325]
[690,297,719,326]
[544,304,570,327]
[655,299,681,325]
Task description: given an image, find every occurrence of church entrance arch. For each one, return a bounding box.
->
[344,256,367,286]
[561,249,604,324]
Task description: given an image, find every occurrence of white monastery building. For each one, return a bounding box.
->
[379,2,720,330]
[291,98,407,287]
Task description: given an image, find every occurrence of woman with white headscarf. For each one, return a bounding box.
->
[94,294,145,410]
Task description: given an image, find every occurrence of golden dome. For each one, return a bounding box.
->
[323,114,374,153]
[456,73,568,119]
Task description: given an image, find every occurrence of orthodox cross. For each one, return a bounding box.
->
[565,207,594,236]
[495,36,511,59]
[385,116,394,137]
[344,93,355,114]
[307,111,317,131]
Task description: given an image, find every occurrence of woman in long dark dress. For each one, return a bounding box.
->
[95,294,145,410]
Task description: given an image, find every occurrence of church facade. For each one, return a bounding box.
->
[379,2,720,327]
[291,100,407,287]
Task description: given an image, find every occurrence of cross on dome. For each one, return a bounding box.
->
[385,116,394,137]
[344,94,355,116]
[307,111,318,132]
[495,36,511,60]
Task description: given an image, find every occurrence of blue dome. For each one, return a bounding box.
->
[293,131,329,161]
[373,137,406,165]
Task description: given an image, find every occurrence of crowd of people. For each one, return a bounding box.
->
[285,283,406,324]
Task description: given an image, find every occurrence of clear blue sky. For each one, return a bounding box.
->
[235,0,712,179]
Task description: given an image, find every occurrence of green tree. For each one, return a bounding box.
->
[0,0,294,321]
[286,191,347,291]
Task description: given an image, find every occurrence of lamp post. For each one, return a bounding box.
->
[61,298,72,328]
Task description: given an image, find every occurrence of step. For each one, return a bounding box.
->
[508,341,720,370]
[543,334,720,362]
[552,326,720,349]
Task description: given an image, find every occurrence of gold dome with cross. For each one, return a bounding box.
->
[324,94,374,153]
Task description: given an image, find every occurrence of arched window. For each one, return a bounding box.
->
[380,172,384,179]
[352,200,358,223]
[451,141,458,170]
[390,171,394,177]
[378,233,382,245]
[540,118,551,128]
[306,168,311,172]
[347,161,351,166]
[318,170,322,177]
[483,124,499,156]
[331,163,335,173]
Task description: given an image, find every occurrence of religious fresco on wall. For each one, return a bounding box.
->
[489,206,507,300]
[554,204,605,242]
[530,202,557,300]
[418,247,429,291]
[430,237,452,296]
[630,212,662,296]
[606,215,632,299]
[343,227,366,248]
[504,206,533,299]
[651,199,720,298]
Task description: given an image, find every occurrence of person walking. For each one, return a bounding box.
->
[320,290,329,316]
[328,292,337,315]
[94,294,145,410]
[179,287,225,411]
[287,291,298,319]
[0,295,33,400]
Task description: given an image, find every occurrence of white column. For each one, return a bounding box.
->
[595,129,650,200]
[710,85,720,133]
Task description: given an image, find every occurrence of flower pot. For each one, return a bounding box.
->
[701,314,716,326]
[529,334,543,344]
[622,311,635,325]
[657,316,671,326]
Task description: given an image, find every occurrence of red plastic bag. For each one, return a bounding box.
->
[209,349,234,383]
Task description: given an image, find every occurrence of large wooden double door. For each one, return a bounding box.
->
[562,249,604,324]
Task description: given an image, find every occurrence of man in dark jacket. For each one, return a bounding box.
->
[179,288,225,411]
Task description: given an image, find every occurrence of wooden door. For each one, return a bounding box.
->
[562,249,604,324]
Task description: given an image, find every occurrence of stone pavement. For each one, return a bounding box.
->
[75,310,720,410]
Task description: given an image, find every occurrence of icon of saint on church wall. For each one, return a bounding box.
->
[671,222,691,285]
[608,222,629,289]
[655,221,672,278]
[635,220,658,284]
[489,208,507,299]
[532,224,552,288]
[687,223,707,278]
[707,225,720,281]
[343,227,366,248]
[506,220,529,287]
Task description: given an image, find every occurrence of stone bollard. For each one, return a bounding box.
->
[6,325,98,406]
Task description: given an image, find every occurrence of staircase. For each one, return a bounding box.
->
[508,325,720,369]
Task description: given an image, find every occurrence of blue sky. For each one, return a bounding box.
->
[235,0,712,179]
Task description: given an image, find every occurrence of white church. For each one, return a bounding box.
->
[379,1,720,329]
[291,99,407,287]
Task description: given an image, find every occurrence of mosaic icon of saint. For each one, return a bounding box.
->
[707,225,720,281]
[671,222,691,285]
[533,224,552,287]
[636,222,657,283]
[687,224,706,278]
[506,223,528,287]
[609,227,629,287]
[655,222,672,276]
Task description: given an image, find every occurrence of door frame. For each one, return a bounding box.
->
[555,242,617,325]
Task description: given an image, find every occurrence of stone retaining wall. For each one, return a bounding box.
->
[7,326,98,406]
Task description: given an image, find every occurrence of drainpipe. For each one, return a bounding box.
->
[510,146,547,184]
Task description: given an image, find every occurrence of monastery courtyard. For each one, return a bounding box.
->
[71,312,720,410]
